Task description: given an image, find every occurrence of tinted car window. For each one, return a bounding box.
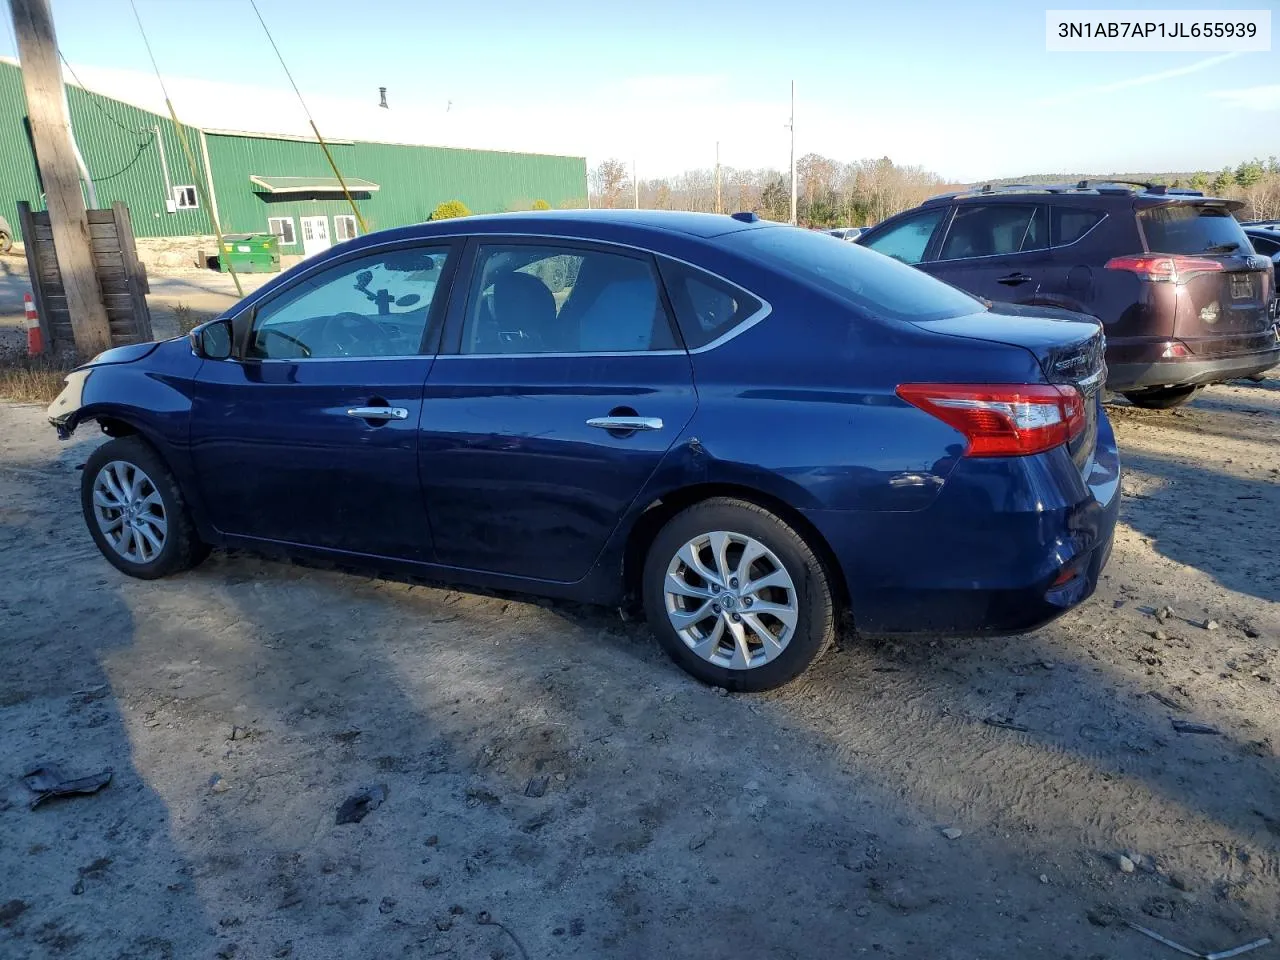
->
[1051,208,1105,246]
[249,246,450,359]
[860,208,944,264]
[659,260,762,349]
[940,204,1045,260]
[1246,234,1280,256]
[1139,204,1251,254]
[725,225,982,323]
[461,244,678,354]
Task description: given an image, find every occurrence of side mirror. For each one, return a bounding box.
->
[191,318,233,360]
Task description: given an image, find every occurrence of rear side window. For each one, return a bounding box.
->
[724,225,982,323]
[659,260,762,349]
[860,208,945,264]
[1051,208,1105,246]
[940,204,1046,260]
[1139,204,1251,254]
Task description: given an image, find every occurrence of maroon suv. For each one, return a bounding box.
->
[858,182,1280,408]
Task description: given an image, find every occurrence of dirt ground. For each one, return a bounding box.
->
[0,377,1277,960]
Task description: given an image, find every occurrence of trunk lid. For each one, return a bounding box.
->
[910,309,1106,470]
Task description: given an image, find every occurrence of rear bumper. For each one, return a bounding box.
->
[805,415,1121,637]
[1108,343,1280,391]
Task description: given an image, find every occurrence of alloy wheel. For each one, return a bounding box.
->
[91,460,168,564]
[663,530,798,670]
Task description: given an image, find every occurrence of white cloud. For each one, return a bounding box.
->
[1206,85,1280,112]
[1033,52,1243,107]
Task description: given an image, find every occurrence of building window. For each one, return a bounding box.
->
[267,217,297,246]
[173,185,198,210]
[334,215,358,242]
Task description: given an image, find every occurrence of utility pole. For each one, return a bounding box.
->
[632,158,639,210]
[788,80,797,225]
[11,0,111,354]
[715,141,722,214]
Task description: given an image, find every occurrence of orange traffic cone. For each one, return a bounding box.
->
[24,292,43,356]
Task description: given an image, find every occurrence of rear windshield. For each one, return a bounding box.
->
[1139,204,1251,254]
[722,226,982,323]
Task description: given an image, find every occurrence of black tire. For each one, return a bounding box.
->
[1121,385,1201,410]
[81,435,209,579]
[642,497,836,691]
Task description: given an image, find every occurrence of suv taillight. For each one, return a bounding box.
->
[896,383,1086,457]
[1105,255,1225,282]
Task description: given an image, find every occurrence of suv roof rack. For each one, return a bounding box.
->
[936,180,1207,202]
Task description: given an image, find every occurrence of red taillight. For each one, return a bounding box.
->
[1105,254,1225,282]
[896,383,1086,458]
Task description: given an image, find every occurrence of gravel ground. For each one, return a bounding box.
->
[0,379,1277,960]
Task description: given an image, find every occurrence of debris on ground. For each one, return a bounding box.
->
[523,776,549,798]
[1156,605,1175,623]
[209,774,231,794]
[1125,921,1270,959]
[1118,855,1136,874]
[477,910,530,960]
[1201,619,1221,631]
[1171,720,1222,736]
[982,716,1029,732]
[335,784,388,825]
[22,765,112,808]
[941,827,963,840]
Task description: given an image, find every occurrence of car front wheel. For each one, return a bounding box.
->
[642,498,837,691]
[81,436,209,579]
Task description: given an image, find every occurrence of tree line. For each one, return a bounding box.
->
[589,155,954,227]
[588,155,1280,225]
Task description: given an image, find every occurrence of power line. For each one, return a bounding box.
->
[247,0,368,233]
[58,50,153,138]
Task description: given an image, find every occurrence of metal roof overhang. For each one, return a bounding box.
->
[249,175,380,194]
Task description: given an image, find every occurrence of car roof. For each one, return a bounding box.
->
[921,181,1234,208]
[349,209,777,248]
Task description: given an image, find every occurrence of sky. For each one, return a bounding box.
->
[3,0,1278,182]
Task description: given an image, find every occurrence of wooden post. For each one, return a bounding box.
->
[10,0,112,355]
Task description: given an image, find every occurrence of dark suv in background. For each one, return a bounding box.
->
[858,183,1280,408]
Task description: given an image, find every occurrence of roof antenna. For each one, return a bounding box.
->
[378,87,389,109]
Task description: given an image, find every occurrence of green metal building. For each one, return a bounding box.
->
[0,58,587,255]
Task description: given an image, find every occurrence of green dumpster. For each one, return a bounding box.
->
[218,233,281,274]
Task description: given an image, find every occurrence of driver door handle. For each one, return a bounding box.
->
[586,416,663,432]
[346,406,409,421]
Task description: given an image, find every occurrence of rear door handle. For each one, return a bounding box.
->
[586,416,663,432]
[346,406,409,421]
[997,272,1032,286]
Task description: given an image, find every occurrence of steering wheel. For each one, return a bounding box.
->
[316,312,390,357]
[256,327,312,358]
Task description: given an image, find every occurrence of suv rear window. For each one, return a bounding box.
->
[724,225,981,323]
[1139,204,1251,254]
[659,260,763,349]
[1051,208,1105,246]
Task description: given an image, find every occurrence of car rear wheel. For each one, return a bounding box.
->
[642,498,836,691]
[1121,385,1200,410]
[81,436,209,579]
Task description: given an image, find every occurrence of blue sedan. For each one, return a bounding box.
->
[48,210,1120,690]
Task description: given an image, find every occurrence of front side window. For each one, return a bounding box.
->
[940,203,1045,260]
[334,215,358,242]
[248,245,451,360]
[459,244,678,354]
[659,260,762,349]
[860,208,945,264]
[267,216,297,246]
